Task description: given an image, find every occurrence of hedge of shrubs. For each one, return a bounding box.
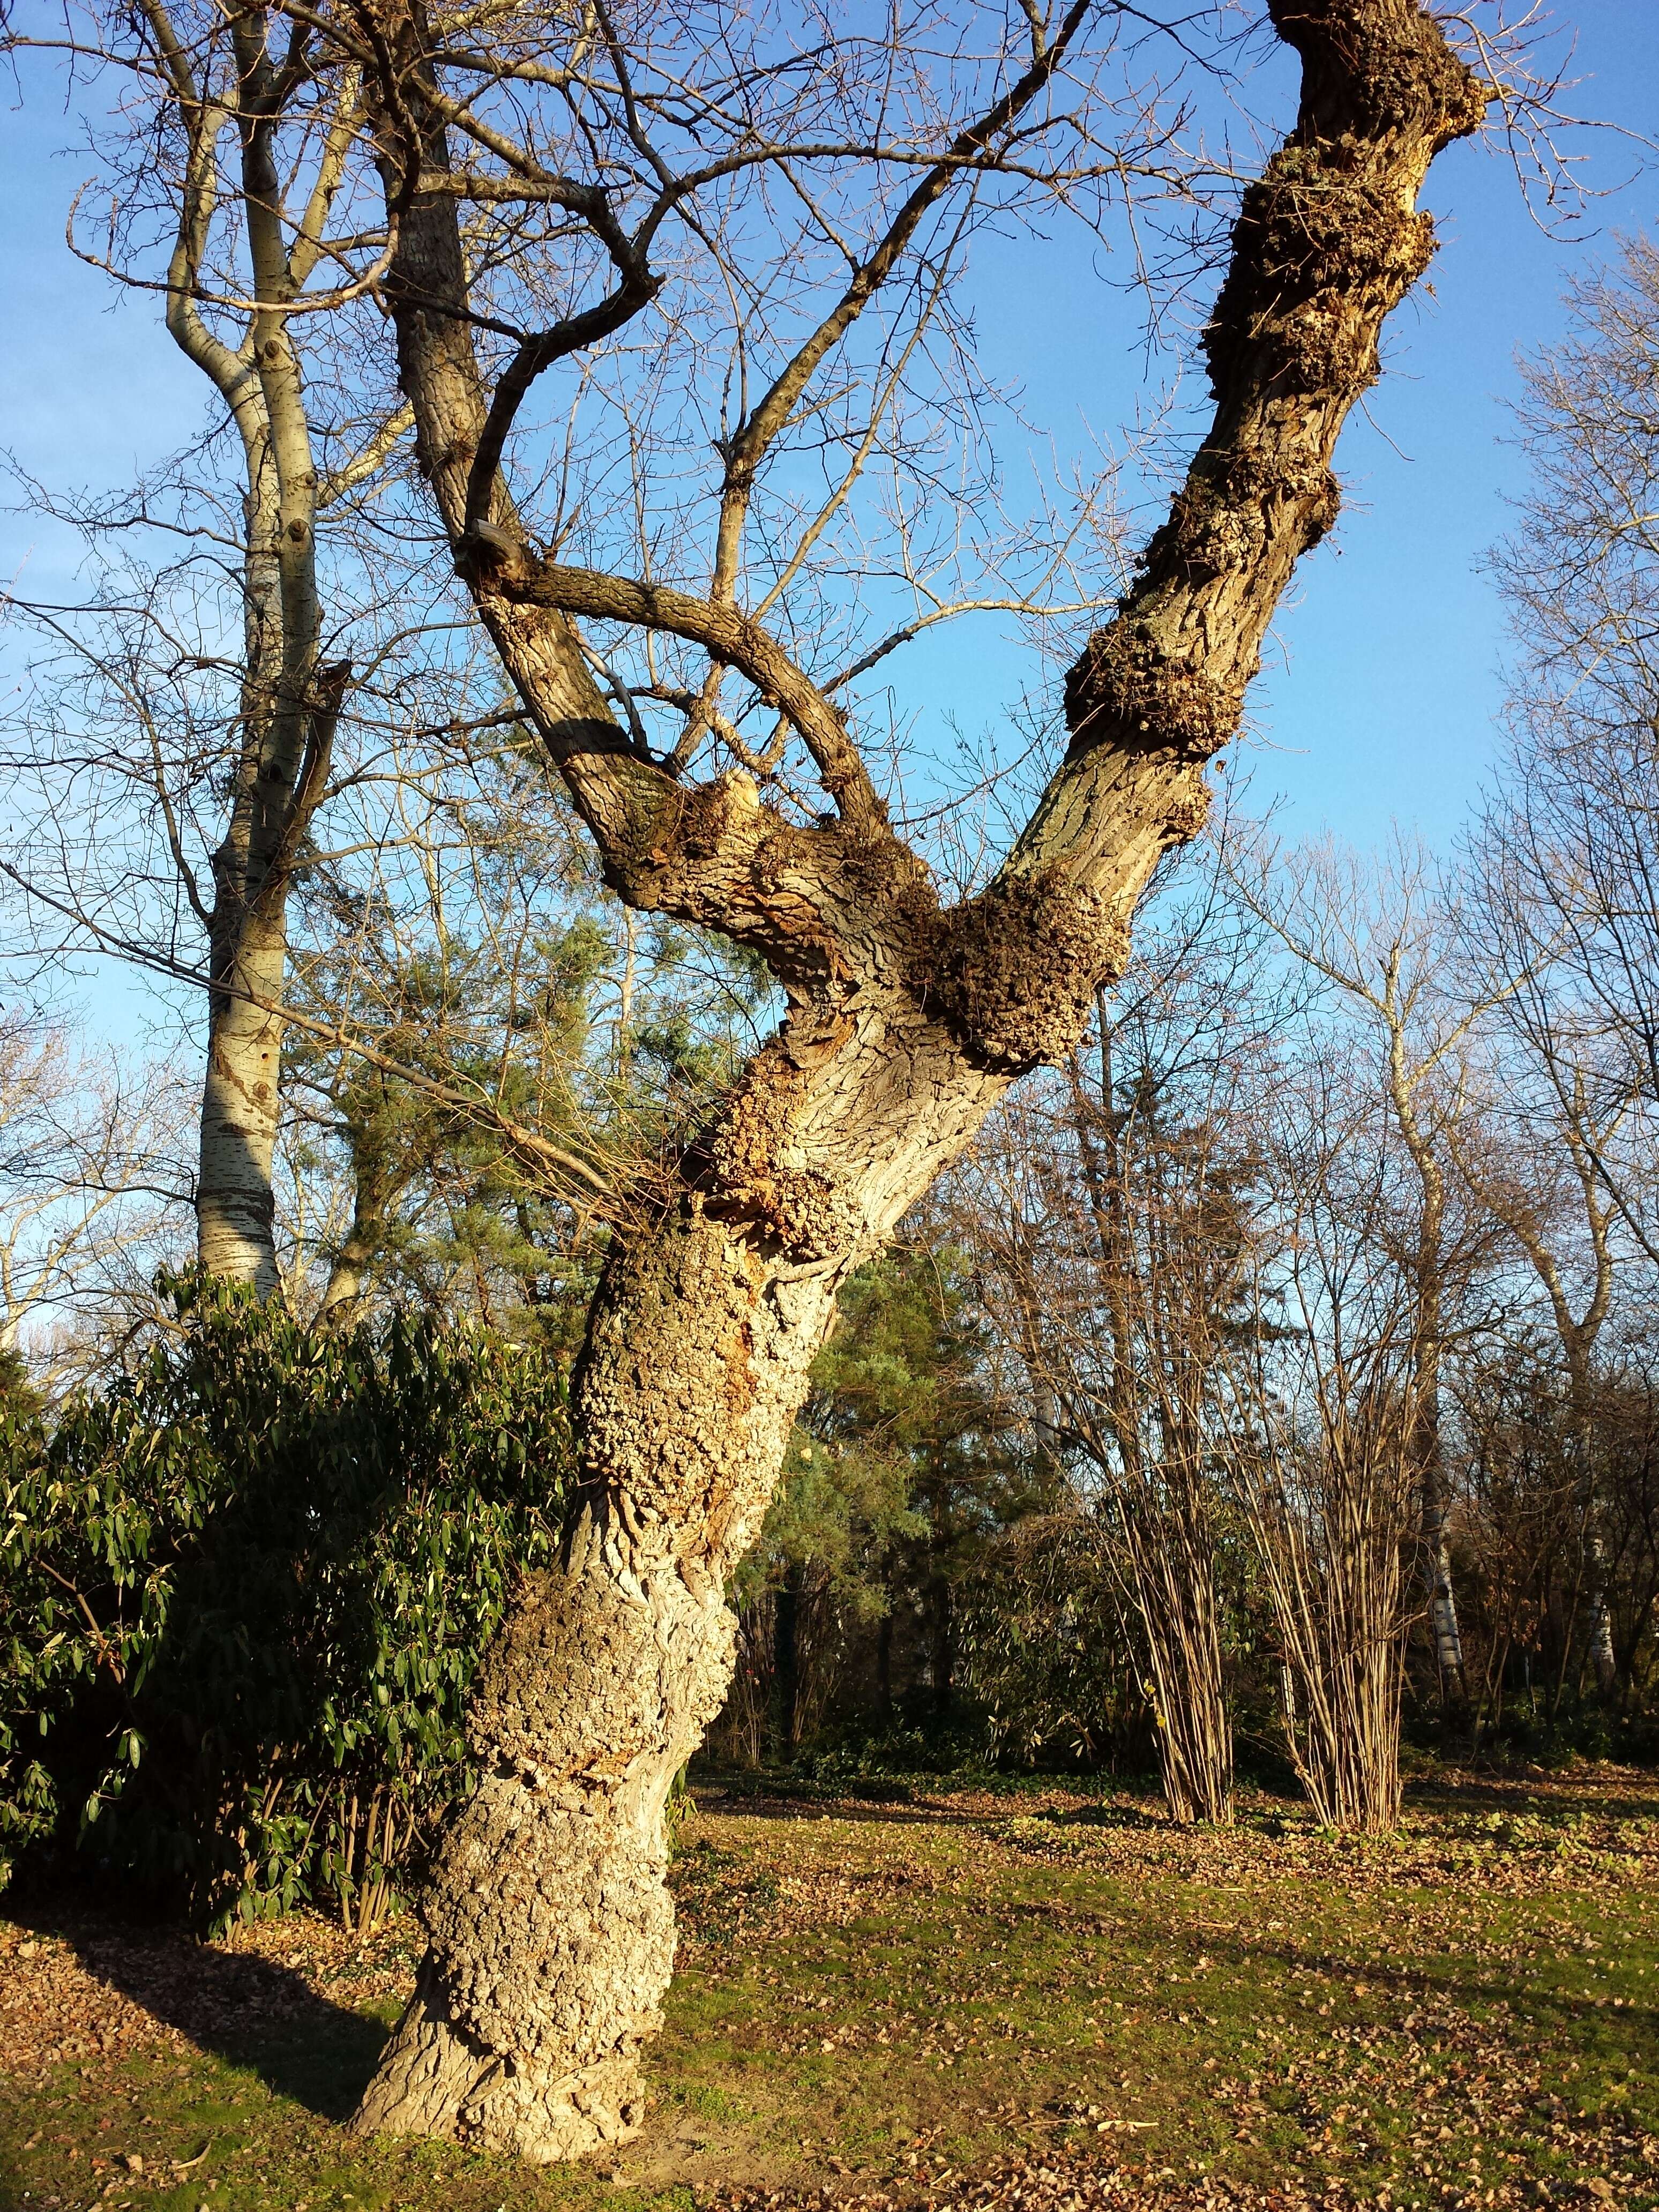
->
[0,1274,572,1933]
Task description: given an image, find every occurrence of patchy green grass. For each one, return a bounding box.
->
[2,1768,1657,2211]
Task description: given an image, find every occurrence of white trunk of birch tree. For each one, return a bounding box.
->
[4,6,419,1298]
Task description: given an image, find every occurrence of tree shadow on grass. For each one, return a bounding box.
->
[1192,1918,1659,2066]
[5,1899,391,2121]
[1403,1772,1659,1825]
[698,1783,1162,1828]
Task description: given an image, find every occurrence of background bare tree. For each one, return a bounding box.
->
[960,869,1282,1824]
[1461,233,1659,1704]
[1,0,475,1293]
[0,1011,186,1379]
[1468,237,1659,1253]
[1451,1017,1628,1700]
[1232,1048,1424,1834]
[1231,834,1514,1713]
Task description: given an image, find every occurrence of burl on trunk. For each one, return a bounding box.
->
[346,0,1488,2156]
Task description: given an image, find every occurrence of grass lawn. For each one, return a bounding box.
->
[2,1766,1656,2212]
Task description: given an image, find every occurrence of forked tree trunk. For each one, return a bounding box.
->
[355,0,1485,2154]
[356,1140,975,2153]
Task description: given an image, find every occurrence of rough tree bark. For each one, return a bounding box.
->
[351,0,1486,2155]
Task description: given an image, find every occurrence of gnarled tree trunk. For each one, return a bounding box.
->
[357,1037,999,2151]
[352,0,1486,2155]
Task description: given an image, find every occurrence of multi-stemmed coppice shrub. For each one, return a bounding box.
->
[0,1273,571,1932]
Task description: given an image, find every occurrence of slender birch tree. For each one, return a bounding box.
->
[3,5,423,1293]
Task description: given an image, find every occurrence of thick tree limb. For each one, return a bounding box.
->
[368,0,1485,1079]
[461,541,878,818]
[926,0,1490,1070]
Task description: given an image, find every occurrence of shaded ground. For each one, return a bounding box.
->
[2,1766,1656,2212]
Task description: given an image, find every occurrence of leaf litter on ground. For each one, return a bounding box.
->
[1,1764,1655,2212]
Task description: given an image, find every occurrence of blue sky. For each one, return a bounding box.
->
[890,1,1659,849]
[3,0,1657,930]
[1240,2,1659,845]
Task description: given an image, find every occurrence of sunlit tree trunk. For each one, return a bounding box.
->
[163,13,353,1294]
[1384,982,1469,1705]
[353,0,1484,2153]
